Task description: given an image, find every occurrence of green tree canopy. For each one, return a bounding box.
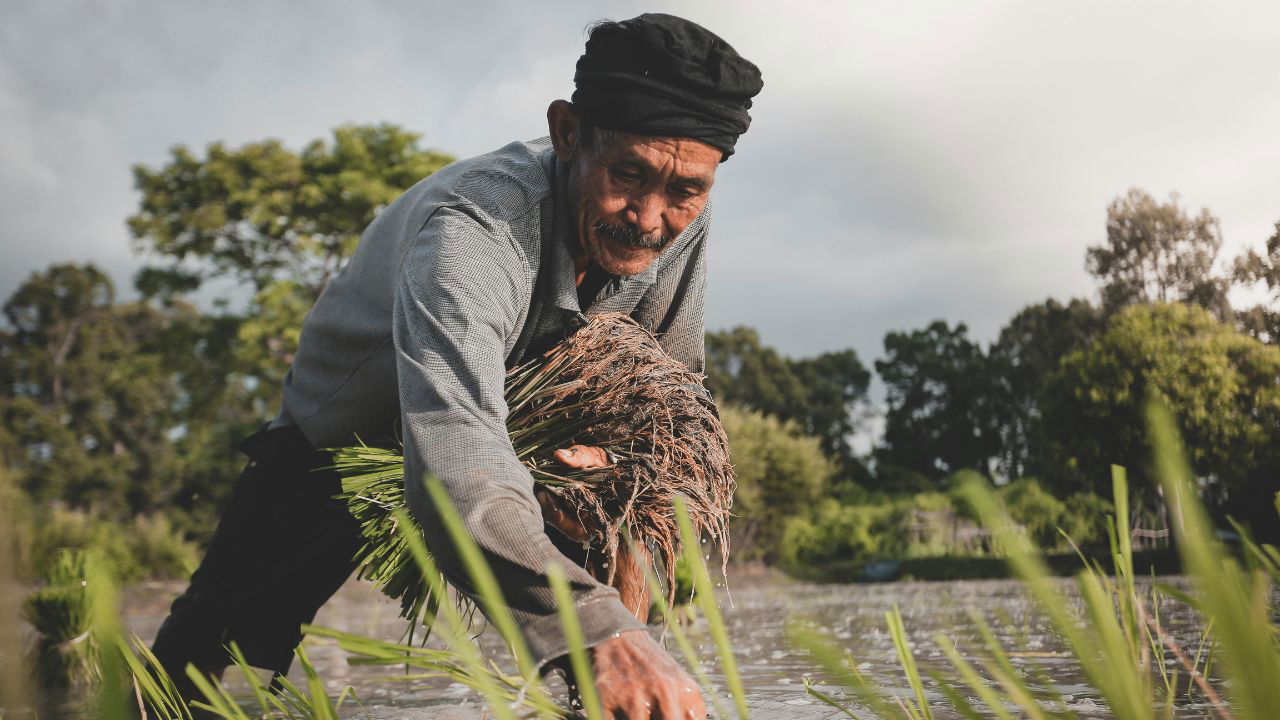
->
[874,320,999,486]
[129,123,455,298]
[127,124,456,419]
[1085,188,1231,319]
[1040,303,1280,517]
[987,298,1103,480]
[1,126,457,537]
[705,327,871,486]
[1233,220,1280,345]
[0,265,209,516]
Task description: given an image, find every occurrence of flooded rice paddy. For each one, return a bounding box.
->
[122,573,1220,719]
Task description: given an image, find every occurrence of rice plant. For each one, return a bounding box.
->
[789,397,1271,719]
[22,394,1279,720]
[22,549,98,690]
[333,312,735,626]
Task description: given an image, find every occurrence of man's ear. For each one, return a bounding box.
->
[547,100,580,162]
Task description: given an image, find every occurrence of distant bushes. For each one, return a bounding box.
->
[9,491,199,582]
[772,477,1112,574]
[1001,477,1112,548]
[777,500,907,570]
[720,405,836,563]
[720,402,1116,576]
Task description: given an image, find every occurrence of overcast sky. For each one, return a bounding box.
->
[3,0,1279,368]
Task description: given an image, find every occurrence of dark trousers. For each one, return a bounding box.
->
[150,425,362,690]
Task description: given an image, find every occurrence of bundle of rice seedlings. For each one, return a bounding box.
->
[22,549,98,689]
[331,312,734,623]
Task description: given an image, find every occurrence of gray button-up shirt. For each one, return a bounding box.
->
[275,137,710,665]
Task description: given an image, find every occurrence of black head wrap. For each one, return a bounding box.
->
[571,13,763,160]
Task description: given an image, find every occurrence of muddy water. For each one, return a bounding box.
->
[122,574,1220,719]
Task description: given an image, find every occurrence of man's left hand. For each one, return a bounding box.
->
[552,444,612,470]
[535,445,612,543]
[539,444,650,620]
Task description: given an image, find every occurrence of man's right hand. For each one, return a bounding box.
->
[584,629,706,719]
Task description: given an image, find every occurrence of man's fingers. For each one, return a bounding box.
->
[589,631,707,720]
[535,488,591,542]
[554,444,611,470]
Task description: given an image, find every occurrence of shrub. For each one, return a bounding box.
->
[777,500,905,569]
[997,477,1113,550]
[17,501,198,582]
[720,405,836,563]
[999,478,1069,548]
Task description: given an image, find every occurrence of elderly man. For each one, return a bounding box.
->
[152,12,761,719]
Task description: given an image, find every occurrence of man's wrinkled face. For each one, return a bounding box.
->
[567,132,720,276]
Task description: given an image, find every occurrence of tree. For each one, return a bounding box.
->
[719,405,835,563]
[704,327,871,487]
[0,265,188,515]
[128,124,456,420]
[129,123,455,298]
[1,127,458,541]
[874,321,999,485]
[987,298,1103,480]
[705,327,806,420]
[1233,220,1280,344]
[1085,188,1231,319]
[1039,303,1280,522]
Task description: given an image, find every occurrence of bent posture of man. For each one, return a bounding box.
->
[151,13,762,719]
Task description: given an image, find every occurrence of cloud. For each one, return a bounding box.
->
[2,0,1278,371]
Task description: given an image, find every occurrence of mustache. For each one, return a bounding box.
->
[592,220,671,250]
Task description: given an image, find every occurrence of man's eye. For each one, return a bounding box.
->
[611,168,642,183]
[670,186,699,200]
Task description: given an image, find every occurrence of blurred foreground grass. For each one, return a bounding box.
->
[3,398,1277,719]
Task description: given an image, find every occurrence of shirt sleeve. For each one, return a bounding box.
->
[393,206,644,667]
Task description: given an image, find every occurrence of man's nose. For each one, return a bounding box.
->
[624,193,664,236]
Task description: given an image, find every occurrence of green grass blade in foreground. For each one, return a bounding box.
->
[422,477,535,669]
[798,676,861,720]
[674,495,750,719]
[631,534,732,720]
[0,472,34,719]
[1148,398,1280,716]
[885,605,931,720]
[933,634,1018,720]
[785,621,900,719]
[546,562,603,720]
[388,506,525,720]
[224,643,295,718]
[1227,516,1280,586]
[965,611,1054,715]
[297,646,341,720]
[1110,464,1144,660]
[182,665,253,719]
[117,638,194,720]
[421,475,561,714]
[960,610,1056,720]
[957,476,1154,720]
[83,553,130,720]
[922,668,986,720]
[302,625,565,718]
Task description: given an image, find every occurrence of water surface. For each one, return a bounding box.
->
[123,573,1220,719]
